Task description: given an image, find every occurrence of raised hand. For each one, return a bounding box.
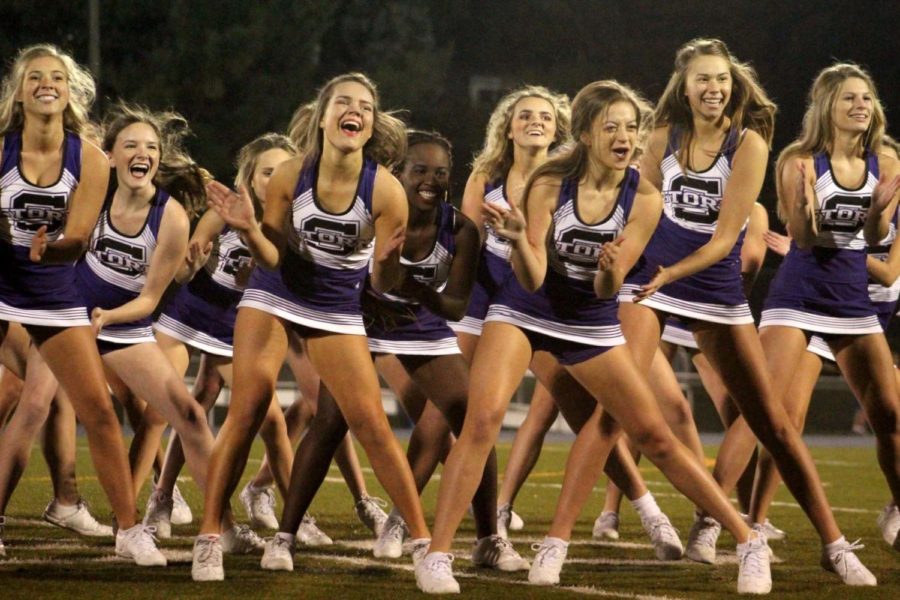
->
[597,237,626,272]
[29,225,48,263]
[871,172,900,215]
[482,201,525,241]
[376,225,406,264]
[206,181,257,232]
[763,229,791,256]
[185,240,213,274]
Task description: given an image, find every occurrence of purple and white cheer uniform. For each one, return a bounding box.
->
[485,169,639,365]
[365,201,462,356]
[0,130,90,327]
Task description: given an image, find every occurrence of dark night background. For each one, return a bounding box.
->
[3,0,899,318]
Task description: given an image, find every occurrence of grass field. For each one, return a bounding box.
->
[1,436,898,599]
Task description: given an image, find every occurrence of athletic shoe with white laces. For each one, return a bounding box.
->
[496,504,512,539]
[192,534,224,581]
[821,538,877,586]
[221,524,265,554]
[471,535,530,571]
[144,488,173,539]
[0,515,6,558]
[116,524,166,567]
[736,534,772,594]
[43,499,113,537]
[239,483,279,530]
[373,512,407,558]
[355,495,389,536]
[528,537,568,585]
[592,511,620,540]
[261,534,295,571]
[643,513,684,561]
[685,514,720,564]
[410,538,431,567]
[742,513,785,542]
[877,503,900,547]
[509,510,524,531]
[170,484,193,525]
[296,513,332,546]
[415,552,460,594]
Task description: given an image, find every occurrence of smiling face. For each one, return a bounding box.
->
[507,96,558,151]
[18,55,69,119]
[109,122,160,192]
[831,76,873,136]
[399,142,451,211]
[251,147,293,207]
[683,54,732,121]
[581,100,639,171]
[319,80,375,154]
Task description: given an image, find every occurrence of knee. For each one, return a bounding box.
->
[668,397,695,427]
[867,405,899,438]
[461,405,505,450]
[631,427,676,464]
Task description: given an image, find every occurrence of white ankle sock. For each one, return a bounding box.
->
[630,492,662,521]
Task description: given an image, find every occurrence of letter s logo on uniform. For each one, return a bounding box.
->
[221,247,252,276]
[10,192,67,234]
[300,217,359,256]
[818,194,870,233]
[556,227,616,265]
[94,237,146,277]
[668,175,722,225]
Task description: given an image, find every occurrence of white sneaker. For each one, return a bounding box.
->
[239,483,279,530]
[415,552,460,594]
[221,524,265,554]
[685,514,720,564]
[144,489,173,539]
[877,503,900,547]
[496,504,512,540]
[592,511,620,540]
[296,513,332,546]
[0,515,6,558]
[410,538,431,567]
[192,534,224,581]
[373,512,407,558]
[736,534,772,594]
[43,499,113,537]
[743,514,786,542]
[355,495,389,537]
[528,537,568,586]
[116,524,166,567]
[643,513,683,561]
[261,534,295,571]
[170,484,193,525]
[509,510,524,531]
[821,538,877,586]
[471,535,530,571]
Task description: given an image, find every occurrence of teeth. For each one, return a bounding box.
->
[419,190,437,200]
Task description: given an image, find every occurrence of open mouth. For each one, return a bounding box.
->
[340,120,362,134]
[129,163,151,179]
[35,93,58,103]
[526,129,544,137]
[612,147,630,160]
[417,186,441,201]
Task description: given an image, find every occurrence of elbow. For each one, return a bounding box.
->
[444,300,468,322]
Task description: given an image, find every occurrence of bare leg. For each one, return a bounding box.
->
[41,391,80,505]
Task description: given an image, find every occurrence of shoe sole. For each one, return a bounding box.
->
[685,549,715,564]
[43,513,113,537]
[261,560,293,571]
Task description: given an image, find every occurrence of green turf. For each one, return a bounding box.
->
[1,438,898,598]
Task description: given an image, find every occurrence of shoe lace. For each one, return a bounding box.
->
[236,525,262,545]
[740,538,768,574]
[831,539,865,570]
[384,516,406,540]
[425,553,454,575]
[531,542,563,567]
[272,535,293,552]
[358,496,388,517]
[196,537,220,563]
[648,516,681,544]
[260,488,276,512]
[694,519,720,546]
[131,525,160,553]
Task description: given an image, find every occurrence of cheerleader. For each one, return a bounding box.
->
[418,80,773,594]
[753,94,900,552]
[194,73,429,582]
[0,44,157,564]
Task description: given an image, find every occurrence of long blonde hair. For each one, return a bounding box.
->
[655,38,776,169]
[0,44,96,136]
[775,63,887,219]
[471,86,571,182]
[102,101,209,219]
[235,132,297,219]
[289,72,406,170]
[522,81,652,206]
